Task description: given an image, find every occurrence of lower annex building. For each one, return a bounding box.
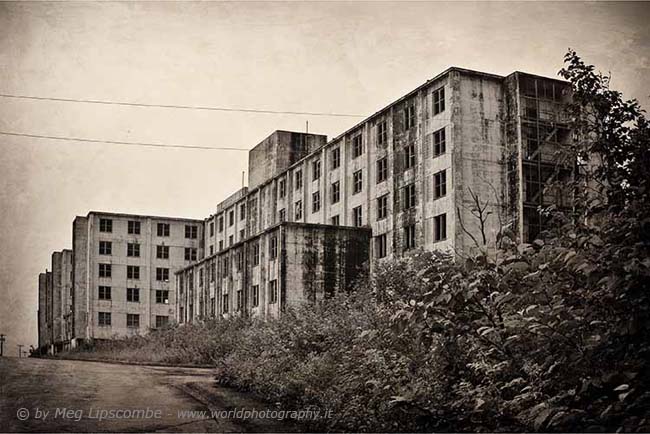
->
[38,66,572,350]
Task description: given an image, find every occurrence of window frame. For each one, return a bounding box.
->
[353,206,363,227]
[352,134,363,158]
[353,170,363,194]
[127,242,140,258]
[434,169,447,199]
[127,265,140,280]
[126,287,140,303]
[433,86,445,115]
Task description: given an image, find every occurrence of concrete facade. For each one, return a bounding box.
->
[38,66,572,340]
[176,67,570,323]
[70,212,203,343]
[176,222,370,322]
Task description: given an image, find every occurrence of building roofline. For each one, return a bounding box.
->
[508,70,569,85]
[82,211,203,223]
[206,66,569,217]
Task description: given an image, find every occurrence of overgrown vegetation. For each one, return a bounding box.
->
[64,51,650,432]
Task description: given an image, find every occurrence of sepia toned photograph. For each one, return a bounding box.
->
[1,1,649,432]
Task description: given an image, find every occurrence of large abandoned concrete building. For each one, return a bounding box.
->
[38,67,571,348]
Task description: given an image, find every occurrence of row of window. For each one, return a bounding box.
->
[274,169,447,227]
[98,219,199,239]
[98,264,170,281]
[97,286,170,304]
[97,312,169,328]
[217,280,278,315]
[374,213,448,258]
[280,128,445,197]
[98,242,199,262]
[206,125,447,238]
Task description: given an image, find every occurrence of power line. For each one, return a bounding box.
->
[0,131,250,151]
[0,93,366,118]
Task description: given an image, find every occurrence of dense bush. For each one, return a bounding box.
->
[62,51,650,432]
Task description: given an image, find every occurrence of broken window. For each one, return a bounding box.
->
[99,218,112,233]
[433,87,445,115]
[433,128,446,156]
[376,234,388,258]
[126,314,139,328]
[377,120,388,145]
[331,147,341,169]
[377,157,388,183]
[404,183,416,209]
[353,170,363,194]
[98,263,112,278]
[237,290,243,311]
[184,247,197,261]
[222,294,229,314]
[353,206,363,227]
[99,241,112,255]
[294,200,302,220]
[128,220,140,235]
[405,144,416,169]
[377,194,388,220]
[331,181,340,204]
[252,242,260,266]
[434,213,447,241]
[269,236,278,260]
[331,215,340,226]
[98,285,111,300]
[434,170,447,199]
[252,285,260,307]
[157,223,170,237]
[156,289,169,304]
[404,225,416,250]
[279,178,286,198]
[312,159,321,181]
[127,243,140,258]
[352,134,363,158]
[269,280,278,304]
[98,312,111,327]
[156,245,169,259]
[405,102,416,129]
[155,315,169,328]
[127,265,139,280]
[185,225,198,239]
[312,191,321,213]
[295,170,303,190]
[156,267,169,282]
[127,287,139,303]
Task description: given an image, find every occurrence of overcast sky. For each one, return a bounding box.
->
[1,1,649,351]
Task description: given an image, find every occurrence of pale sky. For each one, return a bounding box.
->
[1,1,649,351]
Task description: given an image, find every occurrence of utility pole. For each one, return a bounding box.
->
[0,334,5,356]
[17,344,23,358]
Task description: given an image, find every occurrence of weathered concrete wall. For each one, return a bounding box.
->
[51,252,63,344]
[285,224,370,305]
[451,71,507,256]
[248,131,327,190]
[71,213,202,342]
[72,216,88,340]
[177,222,370,322]
[37,272,48,349]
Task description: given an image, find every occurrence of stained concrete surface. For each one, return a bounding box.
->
[0,357,303,432]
